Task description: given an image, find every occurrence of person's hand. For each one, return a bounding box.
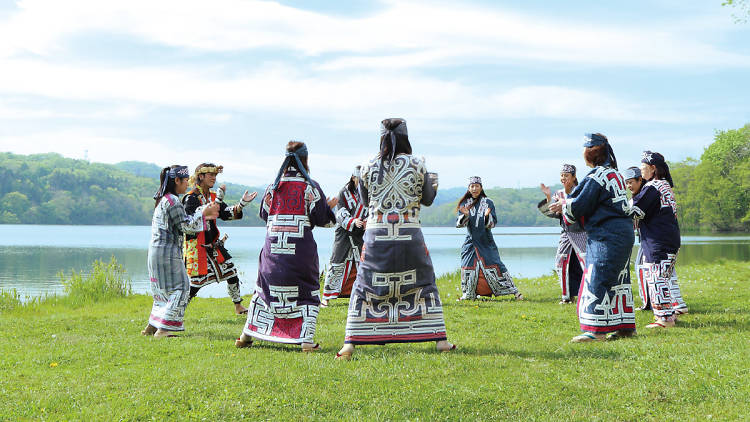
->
[540,183,552,202]
[264,193,272,207]
[242,190,258,202]
[459,206,469,216]
[327,196,338,208]
[484,207,491,217]
[548,201,563,214]
[353,218,365,228]
[203,202,220,220]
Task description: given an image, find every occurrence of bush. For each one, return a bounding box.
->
[0,289,22,312]
[59,257,133,306]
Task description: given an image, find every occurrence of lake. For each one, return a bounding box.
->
[1,224,748,300]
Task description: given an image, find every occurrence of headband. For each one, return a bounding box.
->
[560,164,576,175]
[271,143,311,191]
[641,150,673,186]
[622,166,641,180]
[153,165,189,199]
[468,176,482,186]
[583,133,618,170]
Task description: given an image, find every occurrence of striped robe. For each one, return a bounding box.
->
[148,193,207,331]
[322,186,367,301]
[538,189,588,301]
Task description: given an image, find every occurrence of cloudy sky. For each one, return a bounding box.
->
[0,0,748,191]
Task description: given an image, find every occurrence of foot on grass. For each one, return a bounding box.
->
[234,303,248,315]
[235,334,253,348]
[646,317,675,328]
[141,324,157,336]
[436,340,457,352]
[570,332,605,343]
[336,344,355,360]
[153,329,179,338]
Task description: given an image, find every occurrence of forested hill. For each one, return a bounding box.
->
[0,153,263,226]
[1,123,748,230]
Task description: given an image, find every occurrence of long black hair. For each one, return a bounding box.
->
[154,165,180,208]
[456,188,487,212]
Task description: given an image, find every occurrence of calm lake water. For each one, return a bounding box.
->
[1,224,748,300]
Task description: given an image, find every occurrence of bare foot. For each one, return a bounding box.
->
[515,293,525,301]
[320,299,329,308]
[141,324,156,336]
[336,344,355,360]
[301,342,320,352]
[234,303,248,315]
[154,329,179,338]
[436,340,457,352]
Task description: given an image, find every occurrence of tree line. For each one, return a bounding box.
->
[1,124,747,230]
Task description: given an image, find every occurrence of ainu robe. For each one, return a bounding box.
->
[456,196,519,299]
[630,179,687,317]
[561,166,636,334]
[322,186,367,301]
[148,193,206,331]
[344,154,448,345]
[538,189,588,301]
[182,187,244,302]
[242,167,335,344]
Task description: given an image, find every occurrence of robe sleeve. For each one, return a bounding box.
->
[537,198,560,219]
[358,177,370,209]
[485,198,497,229]
[259,185,271,223]
[309,182,336,228]
[561,178,601,226]
[183,194,201,216]
[420,172,437,206]
[456,209,468,228]
[168,200,205,234]
[629,185,659,221]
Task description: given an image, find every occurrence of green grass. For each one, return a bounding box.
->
[1,261,749,421]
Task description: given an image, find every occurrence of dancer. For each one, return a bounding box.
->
[336,118,455,360]
[143,165,219,338]
[548,133,636,342]
[456,176,523,300]
[538,164,587,304]
[322,167,367,306]
[183,163,257,315]
[236,141,337,351]
[623,167,651,311]
[629,151,687,327]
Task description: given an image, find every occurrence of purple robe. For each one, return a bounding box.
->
[242,168,335,344]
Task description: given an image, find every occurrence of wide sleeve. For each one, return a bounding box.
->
[485,198,497,229]
[183,194,201,216]
[308,182,336,228]
[537,198,560,219]
[168,200,206,234]
[561,178,601,226]
[420,168,437,206]
[629,185,659,221]
[218,200,241,221]
[357,177,369,209]
[456,206,468,228]
[259,185,272,223]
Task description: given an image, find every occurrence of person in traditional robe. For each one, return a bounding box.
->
[623,167,652,311]
[336,118,456,360]
[322,167,368,307]
[548,133,636,342]
[142,165,219,338]
[456,176,523,300]
[538,164,587,304]
[235,141,337,352]
[182,163,257,315]
[627,152,687,328]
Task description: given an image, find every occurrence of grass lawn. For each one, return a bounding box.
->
[1,261,748,421]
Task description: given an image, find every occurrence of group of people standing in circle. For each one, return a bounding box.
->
[141,119,687,352]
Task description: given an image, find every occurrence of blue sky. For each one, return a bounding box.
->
[0,0,748,192]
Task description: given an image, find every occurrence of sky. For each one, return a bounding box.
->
[0,0,748,192]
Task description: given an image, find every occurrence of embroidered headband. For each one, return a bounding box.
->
[468,176,482,186]
[622,166,641,180]
[154,165,189,199]
[271,142,312,191]
[640,150,673,186]
[560,164,576,175]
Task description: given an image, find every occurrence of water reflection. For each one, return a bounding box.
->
[0,225,747,300]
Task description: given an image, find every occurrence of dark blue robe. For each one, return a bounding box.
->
[562,166,635,333]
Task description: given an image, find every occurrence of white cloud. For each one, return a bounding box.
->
[1,0,748,69]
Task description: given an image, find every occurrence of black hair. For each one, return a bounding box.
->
[455,188,487,212]
[154,165,181,208]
